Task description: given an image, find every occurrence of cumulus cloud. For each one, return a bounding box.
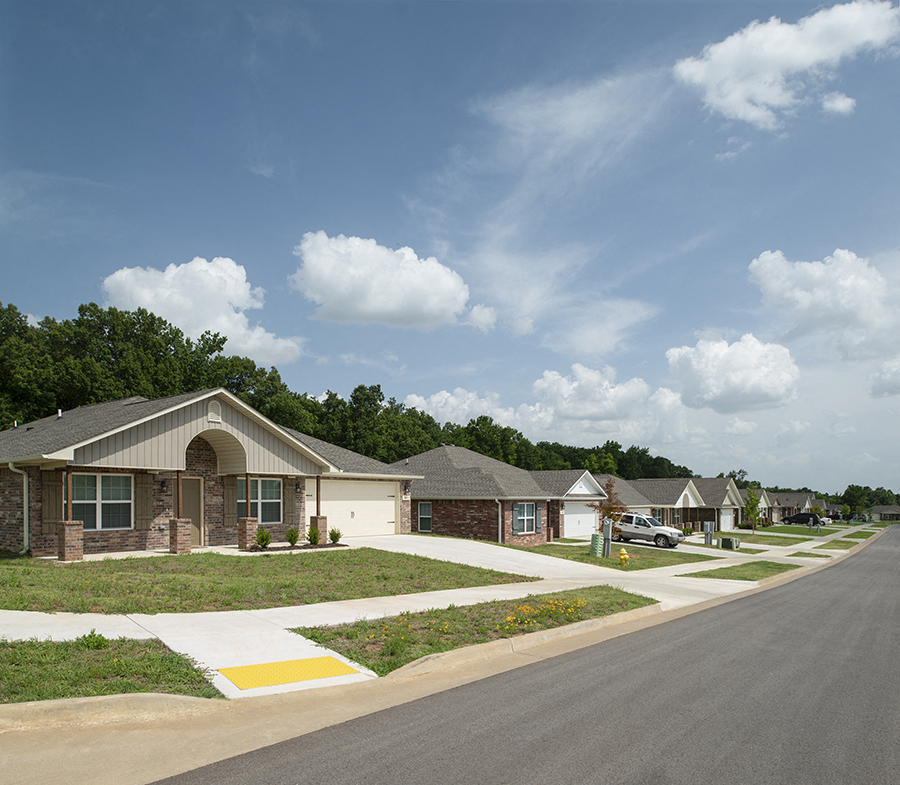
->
[467,304,497,333]
[749,248,898,357]
[531,364,650,421]
[404,387,552,431]
[870,358,900,396]
[102,257,304,366]
[822,91,858,114]
[726,417,758,435]
[289,231,488,332]
[666,334,800,413]
[674,0,900,130]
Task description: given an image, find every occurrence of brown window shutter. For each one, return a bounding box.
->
[224,475,237,527]
[283,479,296,527]
[135,474,153,530]
[41,470,63,534]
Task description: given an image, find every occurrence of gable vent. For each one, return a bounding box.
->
[208,400,222,423]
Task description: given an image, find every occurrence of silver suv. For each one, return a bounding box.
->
[612,513,685,548]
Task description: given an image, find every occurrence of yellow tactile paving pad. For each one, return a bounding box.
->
[218,656,360,690]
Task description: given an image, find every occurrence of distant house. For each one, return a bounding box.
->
[391,445,607,544]
[772,492,815,519]
[0,389,417,559]
[625,478,706,530]
[691,478,744,531]
[868,505,900,522]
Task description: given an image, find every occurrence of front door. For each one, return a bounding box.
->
[182,477,203,546]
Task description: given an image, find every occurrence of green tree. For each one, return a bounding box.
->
[744,488,763,532]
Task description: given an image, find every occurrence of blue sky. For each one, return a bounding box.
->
[4,1,900,493]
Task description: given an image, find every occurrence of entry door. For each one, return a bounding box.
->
[182,477,203,546]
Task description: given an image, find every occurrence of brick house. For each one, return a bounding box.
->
[391,445,607,545]
[0,389,417,559]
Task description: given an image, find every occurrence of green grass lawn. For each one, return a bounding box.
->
[763,525,840,536]
[519,542,719,571]
[814,539,858,550]
[0,631,222,704]
[841,530,875,539]
[788,551,832,559]
[679,561,802,581]
[691,543,765,554]
[715,533,812,547]
[0,549,536,614]
[298,584,657,676]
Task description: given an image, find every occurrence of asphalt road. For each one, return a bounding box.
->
[152,528,900,785]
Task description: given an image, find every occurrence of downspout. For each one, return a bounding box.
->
[8,463,29,555]
[496,499,502,543]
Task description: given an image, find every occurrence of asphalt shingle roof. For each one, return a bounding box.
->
[691,478,738,506]
[530,469,597,497]
[285,429,412,477]
[592,475,653,507]
[391,445,548,499]
[0,390,215,462]
[626,478,697,506]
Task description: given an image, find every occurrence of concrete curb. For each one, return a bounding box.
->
[0,692,228,733]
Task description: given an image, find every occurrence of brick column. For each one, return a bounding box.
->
[310,515,328,543]
[238,517,258,550]
[57,521,83,562]
[169,518,191,555]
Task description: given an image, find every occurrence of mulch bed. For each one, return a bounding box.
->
[244,542,349,552]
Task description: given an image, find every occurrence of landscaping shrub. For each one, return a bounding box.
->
[255,528,272,549]
[307,526,320,546]
[285,528,299,546]
[329,527,342,544]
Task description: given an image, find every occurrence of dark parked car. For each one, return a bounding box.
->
[783,512,821,526]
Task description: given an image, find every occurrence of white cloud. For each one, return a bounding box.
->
[749,248,898,357]
[870,357,900,396]
[466,304,497,333]
[102,257,304,366]
[666,333,800,413]
[290,231,476,331]
[532,364,650,421]
[726,417,758,435]
[674,0,900,130]
[821,91,858,114]
[540,299,658,358]
[404,387,552,431]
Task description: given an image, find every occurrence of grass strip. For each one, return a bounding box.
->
[0,631,222,704]
[814,539,858,550]
[679,561,801,581]
[0,549,535,615]
[717,533,811,546]
[788,551,832,559]
[763,525,840,536]
[841,530,875,539]
[691,543,764,554]
[515,543,718,571]
[297,585,657,676]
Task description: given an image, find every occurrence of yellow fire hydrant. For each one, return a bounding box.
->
[619,547,629,566]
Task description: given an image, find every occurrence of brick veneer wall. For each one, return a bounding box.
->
[411,498,549,546]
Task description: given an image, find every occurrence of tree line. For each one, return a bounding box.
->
[0,301,700,479]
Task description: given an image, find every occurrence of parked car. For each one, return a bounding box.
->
[612,513,685,548]
[783,512,821,526]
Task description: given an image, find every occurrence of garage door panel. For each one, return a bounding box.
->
[307,480,398,537]
[564,502,597,537]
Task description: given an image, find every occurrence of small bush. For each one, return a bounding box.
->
[285,528,299,546]
[75,629,109,649]
[307,526,320,546]
[255,528,272,549]
[329,527,342,544]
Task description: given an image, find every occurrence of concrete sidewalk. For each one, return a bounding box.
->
[0,526,876,702]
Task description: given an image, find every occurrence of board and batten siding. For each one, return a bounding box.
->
[71,398,324,475]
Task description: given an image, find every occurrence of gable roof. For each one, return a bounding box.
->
[530,469,605,498]
[286,429,418,479]
[691,477,743,507]
[0,388,339,473]
[391,445,550,499]
[592,475,653,507]
[626,478,703,507]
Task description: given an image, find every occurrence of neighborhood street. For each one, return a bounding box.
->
[146,526,900,785]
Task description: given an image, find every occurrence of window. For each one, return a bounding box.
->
[66,474,133,530]
[518,503,535,534]
[238,478,282,523]
[418,502,432,532]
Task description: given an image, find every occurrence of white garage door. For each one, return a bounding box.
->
[307,480,398,537]
[563,502,598,538]
[720,508,734,531]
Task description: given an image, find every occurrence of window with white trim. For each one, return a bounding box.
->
[65,474,133,530]
[237,478,282,523]
[518,502,536,534]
